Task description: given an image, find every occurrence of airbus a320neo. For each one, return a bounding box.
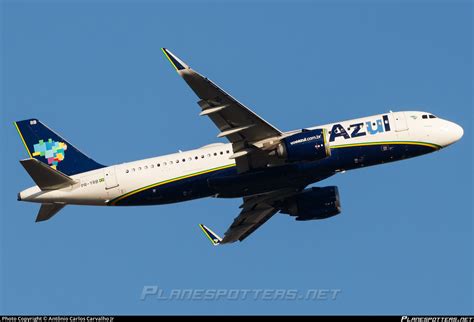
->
[15,48,463,245]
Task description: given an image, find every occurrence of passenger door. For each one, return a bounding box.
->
[393,112,409,132]
[104,166,119,189]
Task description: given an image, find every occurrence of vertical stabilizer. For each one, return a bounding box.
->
[14,118,105,176]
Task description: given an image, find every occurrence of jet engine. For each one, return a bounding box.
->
[280,186,341,221]
[276,129,331,162]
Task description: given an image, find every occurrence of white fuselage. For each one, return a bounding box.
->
[19,111,463,206]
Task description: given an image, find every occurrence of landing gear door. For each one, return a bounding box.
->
[104,166,119,189]
[393,112,409,132]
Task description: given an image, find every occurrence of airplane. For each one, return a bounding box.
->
[15,48,464,245]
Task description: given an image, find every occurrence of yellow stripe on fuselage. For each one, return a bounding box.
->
[14,122,32,158]
[330,141,441,150]
[109,163,236,205]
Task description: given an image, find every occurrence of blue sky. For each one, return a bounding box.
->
[1,0,472,315]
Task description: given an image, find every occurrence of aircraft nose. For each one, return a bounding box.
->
[440,121,464,146]
[451,122,464,142]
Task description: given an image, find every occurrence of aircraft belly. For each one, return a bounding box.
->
[110,166,236,206]
[109,142,438,206]
[332,142,438,171]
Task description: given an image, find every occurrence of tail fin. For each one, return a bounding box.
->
[36,203,66,222]
[199,224,222,246]
[14,118,105,176]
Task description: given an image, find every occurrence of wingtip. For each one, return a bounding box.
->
[199,224,222,246]
[161,48,188,71]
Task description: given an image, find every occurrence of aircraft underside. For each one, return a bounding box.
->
[110,142,438,206]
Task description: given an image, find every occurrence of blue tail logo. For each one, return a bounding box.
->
[15,118,105,176]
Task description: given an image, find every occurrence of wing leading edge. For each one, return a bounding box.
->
[161,48,283,172]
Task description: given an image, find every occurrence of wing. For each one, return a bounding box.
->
[220,201,277,244]
[219,188,302,244]
[162,48,283,172]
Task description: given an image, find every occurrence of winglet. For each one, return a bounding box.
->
[199,224,222,246]
[161,48,189,71]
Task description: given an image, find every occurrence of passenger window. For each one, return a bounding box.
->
[182,158,185,162]
[214,152,217,156]
[176,160,179,163]
[201,155,204,158]
[157,163,160,167]
[220,151,223,155]
[132,168,135,172]
[151,164,154,168]
[138,167,142,171]
[226,150,230,154]
[126,169,129,173]
[144,166,148,169]
[170,161,173,164]
[195,156,198,160]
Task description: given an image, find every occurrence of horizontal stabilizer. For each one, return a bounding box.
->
[20,158,77,190]
[36,203,66,222]
[199,224,222,246]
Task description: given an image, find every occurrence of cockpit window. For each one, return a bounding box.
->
[429,114,437,119]
[422,115,428,119]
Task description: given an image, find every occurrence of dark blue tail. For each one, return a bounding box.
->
[15,118,105,176]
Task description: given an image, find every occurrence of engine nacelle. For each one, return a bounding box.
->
[277,129,331,162]
[280,186,341,221]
